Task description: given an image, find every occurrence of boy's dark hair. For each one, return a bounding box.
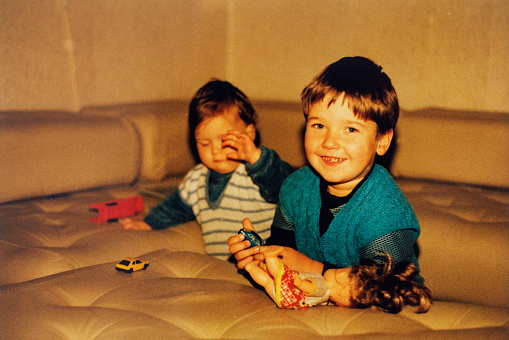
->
[301,56,399,135]
[188,79,260,151]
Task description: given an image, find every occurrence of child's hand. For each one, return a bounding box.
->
[227,218,261,269]
[260,246,323,274]
[222,130,262,164]
[120,218,152,231]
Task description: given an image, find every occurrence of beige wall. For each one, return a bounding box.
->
[68,0,227,108]
[0,1,77,111]
[0,0,228,111]
[1,0,508,112]
[227,0,509,112]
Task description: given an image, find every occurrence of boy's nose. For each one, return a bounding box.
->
[322,132,341,149]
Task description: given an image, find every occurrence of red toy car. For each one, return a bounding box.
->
[89,195,144,224]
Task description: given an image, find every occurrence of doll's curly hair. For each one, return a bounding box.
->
[349,253,432,314]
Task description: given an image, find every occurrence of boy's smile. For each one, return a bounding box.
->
[322,156,345,165]
[304,94,392,197]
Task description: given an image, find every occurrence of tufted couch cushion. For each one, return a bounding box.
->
[0,187,205,286]
[399,179,509,309]
[1,184,508,338]
[2,249,508,339]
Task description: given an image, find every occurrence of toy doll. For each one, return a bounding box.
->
[245,248,432,313]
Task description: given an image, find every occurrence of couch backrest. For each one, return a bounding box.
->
[2,103,507,203]
[391,108,509,189]
[82,101,196,182]
[0,111,141,204]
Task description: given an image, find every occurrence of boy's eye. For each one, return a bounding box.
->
[197,141,210,147]
[311,123,325,129]
[346,127,358,133]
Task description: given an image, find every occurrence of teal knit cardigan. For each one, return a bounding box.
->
[279,164,420,268]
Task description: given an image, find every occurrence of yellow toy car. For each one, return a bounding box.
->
[115,257,149,273]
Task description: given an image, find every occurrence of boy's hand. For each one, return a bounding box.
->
[222,130,262,164]
[120,218,152,231]
[227,218,261,269]
[260,246,323,274]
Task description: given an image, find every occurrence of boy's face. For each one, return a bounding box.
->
[195,106,254,174]
[305,94,392,197]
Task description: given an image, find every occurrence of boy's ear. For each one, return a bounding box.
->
[376,129,394,156]
[245,124,257,141]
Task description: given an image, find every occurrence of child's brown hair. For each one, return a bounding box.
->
[301,56,399,136]
[188,79,260,148]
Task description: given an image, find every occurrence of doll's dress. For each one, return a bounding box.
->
[273,260,329,310]
[274,260,307,309]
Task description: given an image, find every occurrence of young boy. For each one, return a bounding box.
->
[122,79,293,260]
[229,57,421,280]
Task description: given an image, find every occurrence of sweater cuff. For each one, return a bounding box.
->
[245,146,268,173]
[143,214,166,230]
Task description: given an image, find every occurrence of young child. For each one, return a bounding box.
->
[245,249,431,313]
[122,79,293,259]
[228,56,422,282]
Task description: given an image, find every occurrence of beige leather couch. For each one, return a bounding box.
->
[1,101,508,339]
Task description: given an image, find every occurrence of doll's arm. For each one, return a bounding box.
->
[293,276,316,295]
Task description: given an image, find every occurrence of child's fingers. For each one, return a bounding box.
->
[244,259,261,271]
[237,254,256,270]
[226,129,242,137]
[259,246,284,258]
[223,131,249,143]
[242,218,256,232]
[222,132,240,144]
[222,139,242,157]
[253,252,266,262]
[230,240,257,256]
[222,135,247,150]
[222,132,239,140]
[234,246,260,266]
[221,136,238,145]
[227,233,244,246]
[122,220,151,231]
[228,238,251,254]
[120,218,132,224]
[226,151,241,160]
[122,221,135,230]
